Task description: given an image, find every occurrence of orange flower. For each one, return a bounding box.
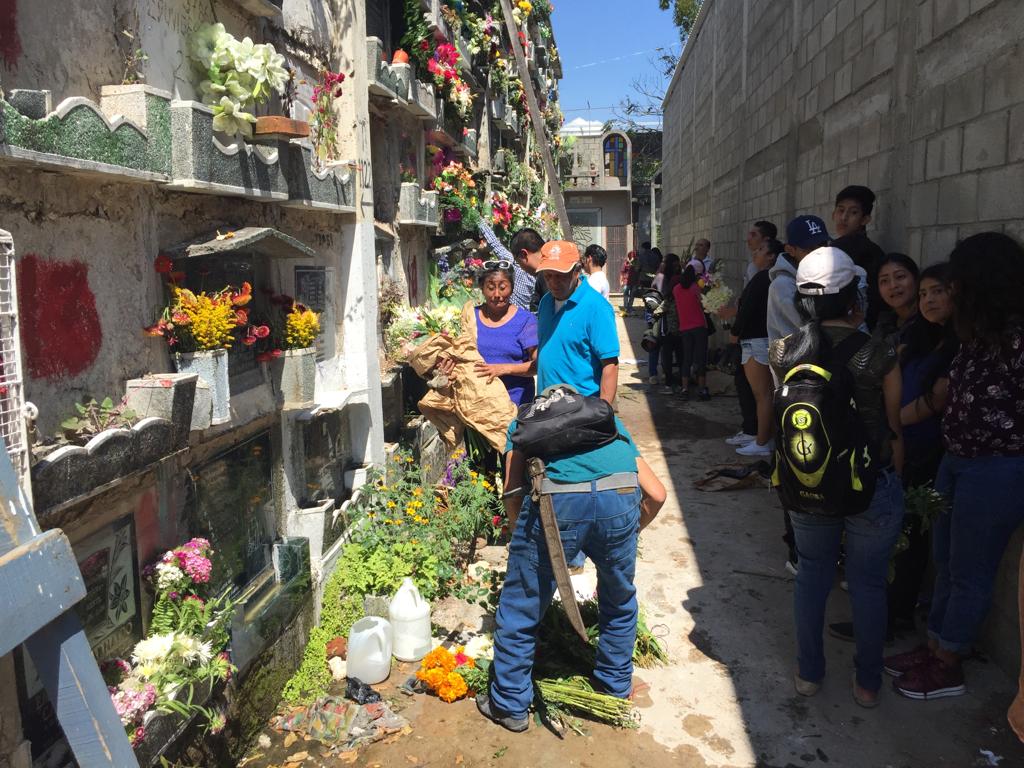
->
[231,282,253,307]
[419,646,456,673]
[436,671,468,702]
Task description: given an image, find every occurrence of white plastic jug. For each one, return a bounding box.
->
[346,616,393,684]
[389,577,432,662]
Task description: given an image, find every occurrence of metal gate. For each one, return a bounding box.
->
[605,225,627,292]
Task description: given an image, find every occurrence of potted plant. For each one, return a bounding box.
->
[271,302,321,406]
[144,266,259,425]
[188,22,297,140]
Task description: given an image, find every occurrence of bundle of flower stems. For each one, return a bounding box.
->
[533,677,638,729]
[540,599,668,668]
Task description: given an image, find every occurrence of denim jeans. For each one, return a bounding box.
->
[490,485,641,717]
[928,453,1024,654]
[789,470,903,692]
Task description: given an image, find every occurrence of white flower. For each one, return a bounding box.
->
[177,635,213,665]
[211,96,256,138]
[464,634,494,661]
[132,632,176,665]
[189,23,227,69]
[155,562,185,592]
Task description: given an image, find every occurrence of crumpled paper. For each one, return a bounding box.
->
[407,301,517,453]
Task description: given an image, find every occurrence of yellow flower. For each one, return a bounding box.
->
[387,501,397,508]
[412,487,423,497]
[482,481,493,490]
[284,304,320,349]
[469,471,478,479]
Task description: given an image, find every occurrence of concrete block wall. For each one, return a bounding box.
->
[661,0,1024,674]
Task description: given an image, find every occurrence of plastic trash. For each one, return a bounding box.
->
[389,577,432,662]
[344,677,382,704]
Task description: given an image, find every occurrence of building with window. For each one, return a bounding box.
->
[560,118,634,289]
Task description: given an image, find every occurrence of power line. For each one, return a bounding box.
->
[569,43,680,71]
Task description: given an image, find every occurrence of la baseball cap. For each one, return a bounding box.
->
[796,246,864,295]
[537,240,581,273]
[786,215,830,250]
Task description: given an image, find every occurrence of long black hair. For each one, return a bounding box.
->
[901,263,958,410]
[680,264,697,289]
[948,232,1024,351]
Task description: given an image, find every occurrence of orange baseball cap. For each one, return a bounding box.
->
[537,240,581,273]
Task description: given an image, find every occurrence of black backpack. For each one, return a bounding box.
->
[510,385,621,460]
[771,328,878,517]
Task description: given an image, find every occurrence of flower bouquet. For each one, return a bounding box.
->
[434,161,480,233]
[416,646,475,702]
[144,280,261,352]
[384,304,463,363]
[188,23,290,138]
[699,267,734,315]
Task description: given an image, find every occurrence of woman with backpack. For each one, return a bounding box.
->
[886,232,1024,701]
[731,238,783,456]
[769,246,904,708]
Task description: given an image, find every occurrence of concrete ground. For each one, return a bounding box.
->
[614,311,1022,767]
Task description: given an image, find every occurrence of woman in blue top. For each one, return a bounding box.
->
[473,261,538,406]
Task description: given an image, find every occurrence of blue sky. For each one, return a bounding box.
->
[551,0,682,128]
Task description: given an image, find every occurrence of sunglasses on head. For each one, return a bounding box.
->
[483,259,513,270]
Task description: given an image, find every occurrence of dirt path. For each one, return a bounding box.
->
[252,315,1022,768]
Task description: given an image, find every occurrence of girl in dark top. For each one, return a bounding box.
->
[657,253,683,391]
[731,238,782,456]
[770,247,903,708]
[875,253,921,350]
[888,233,1024,701]
[672,264,711,400]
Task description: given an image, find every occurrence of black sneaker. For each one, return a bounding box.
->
[698,387,711,401]
[476,692,528,732]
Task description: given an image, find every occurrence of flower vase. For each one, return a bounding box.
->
[272,347,316,406]
[174,349,230,426]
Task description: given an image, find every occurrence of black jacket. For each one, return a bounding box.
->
[733,269,771,340]
[831,230,886,330]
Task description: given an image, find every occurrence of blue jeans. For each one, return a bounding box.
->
[490,485,641,717]
[928,454,1024,654]
[789,470,903,692]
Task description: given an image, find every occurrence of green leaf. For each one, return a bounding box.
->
[100,397,114,410]
[60,417,83,430]
[75,402,87,414]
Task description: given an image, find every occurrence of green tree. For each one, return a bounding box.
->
[659,0,703,42]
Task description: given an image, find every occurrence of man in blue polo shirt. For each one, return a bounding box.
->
[477,240,648,732]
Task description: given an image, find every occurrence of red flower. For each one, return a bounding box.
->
[255,349,283,363]
[154,254,174,274]
[419,39,431,51]
[231,281,253,307]
[234,309,249,326]
[253,325,270,339]
[491,515,502,527]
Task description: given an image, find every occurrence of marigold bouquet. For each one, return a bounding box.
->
[145,282,258,351]
[416,646,475,702]
[283,303,321,349]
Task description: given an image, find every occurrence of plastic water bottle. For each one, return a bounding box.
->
[346,616,393,684]
[389,577,432,662]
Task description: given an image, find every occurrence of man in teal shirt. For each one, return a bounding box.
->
[477,241,653,732]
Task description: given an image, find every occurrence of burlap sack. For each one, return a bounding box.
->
[406,301,518,453]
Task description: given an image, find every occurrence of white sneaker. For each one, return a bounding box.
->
[725,431,756,446]
[785,559,798,577]
[736,439,774,457]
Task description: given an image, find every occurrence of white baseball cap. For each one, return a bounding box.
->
[796,246,865,295]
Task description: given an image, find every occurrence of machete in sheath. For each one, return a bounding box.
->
[527,457,589,643]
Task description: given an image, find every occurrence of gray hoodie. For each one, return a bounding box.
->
[767,255,802,345]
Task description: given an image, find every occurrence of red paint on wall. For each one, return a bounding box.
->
[18,254,102,380]
[0,0,22,70]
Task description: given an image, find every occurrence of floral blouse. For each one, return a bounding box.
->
[942,327,1024,457]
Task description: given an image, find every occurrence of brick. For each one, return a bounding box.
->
[906,229,923,264]
[921,226,960,262]
[910,181,940,226]
[861,0,885,45]
[821,7,838,44]
[977,164,1024,221]
[843,16,864,60]
[910,139,928,184]
[869,150,893,190]
[835,61,854,101]
[970,0,998,12]
[917,1,934,49]
[933,0,970,38]
[852,49,876,91]
[962,111,1008,171]
[985,45,1024,112]
[836,0,856,33]
[937,173,979,223]
[872,28,898,78]
[926,127,963,179]
[943,68,985,126]
[1009,104,1024,162]
[911,86,945,139]
[858,118,882,156]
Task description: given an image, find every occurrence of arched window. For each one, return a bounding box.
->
[603,134,628,180]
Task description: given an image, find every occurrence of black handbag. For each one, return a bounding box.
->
[510,385,621,459]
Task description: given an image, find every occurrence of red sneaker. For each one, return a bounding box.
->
[883,644,932,677]
[893,657,966,700]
